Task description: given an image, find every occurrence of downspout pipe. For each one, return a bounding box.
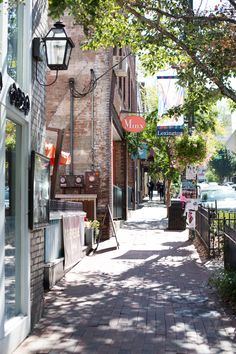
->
[69,78,75,175]
[91,83,95,170]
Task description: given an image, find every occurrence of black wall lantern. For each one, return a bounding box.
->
[33,21,75,86]
[44,21,75,71]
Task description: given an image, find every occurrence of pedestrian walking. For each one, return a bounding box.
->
[147,180,155,200]
[159,182,164,201]
[156,181,161,196]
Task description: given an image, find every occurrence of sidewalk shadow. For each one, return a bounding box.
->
[93,246,118,255]
[122,219,168,230]
[112,247,192,260]
[112,240,192,261]
[23,237,236,354]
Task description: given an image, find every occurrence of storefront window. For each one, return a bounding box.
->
[5,119,21,321]
[7,2,22,81]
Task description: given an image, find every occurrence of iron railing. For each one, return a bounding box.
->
[196,206,236,267]
[222,216,236,270]
[195,205,212,255]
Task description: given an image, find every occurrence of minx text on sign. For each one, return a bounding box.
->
[121,115,146,133]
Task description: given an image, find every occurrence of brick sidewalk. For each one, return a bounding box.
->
[14,198,236,353]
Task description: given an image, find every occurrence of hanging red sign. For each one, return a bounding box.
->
[121,115,146,132]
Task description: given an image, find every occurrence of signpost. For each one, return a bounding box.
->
[157,69,185,137]
[156,116,184,136]
[93,205,119,253]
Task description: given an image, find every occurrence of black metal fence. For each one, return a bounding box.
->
[224,225,236,270]
[196,205,236,269]
[195,206,212,253]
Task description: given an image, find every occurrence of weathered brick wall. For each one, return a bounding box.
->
[45,18,138,235]
[114,142,135,205]
[45,17,113,238]
[31,0,48,153]
[113,51,137,114]
[113,141,126,188]
[128,156,135,187]
[30,0,48,329]
[112,50,137,189]
[30,229,45,328]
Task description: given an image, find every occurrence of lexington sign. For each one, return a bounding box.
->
[121,115,146,133]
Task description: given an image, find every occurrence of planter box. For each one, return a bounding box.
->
[85,228,96,246]
[44,257,64,290]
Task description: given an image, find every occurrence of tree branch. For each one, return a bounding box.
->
[116,0,236,103]
[130,1,236,25]
[228,0,236,11]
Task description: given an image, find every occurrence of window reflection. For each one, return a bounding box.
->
[7,3,19,80]
[5,119,20,321]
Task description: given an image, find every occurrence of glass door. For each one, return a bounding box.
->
[5,119,22,321]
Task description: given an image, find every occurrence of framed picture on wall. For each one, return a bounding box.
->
[29,151,50,230]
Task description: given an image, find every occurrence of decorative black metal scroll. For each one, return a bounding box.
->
[8,83,30,115]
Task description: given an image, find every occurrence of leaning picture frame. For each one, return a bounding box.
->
[29,151,50,230]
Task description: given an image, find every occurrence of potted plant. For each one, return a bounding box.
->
[89,220,100,240]
[85,219,100,246]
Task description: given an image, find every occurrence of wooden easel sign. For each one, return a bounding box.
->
[93,204,120,253]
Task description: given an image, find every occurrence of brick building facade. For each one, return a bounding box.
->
[0,3,140,353]
[45,16,138,236]
[0,0,50,352]
[30,0,48,329]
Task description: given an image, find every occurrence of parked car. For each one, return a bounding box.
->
[197,182,209,198]
[223,182,234,187]
[199,186,236,211]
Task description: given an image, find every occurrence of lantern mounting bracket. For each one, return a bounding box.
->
[32,38,44,62]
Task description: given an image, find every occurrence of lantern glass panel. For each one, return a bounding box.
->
[65,43,72,67]
[45,39,67,66]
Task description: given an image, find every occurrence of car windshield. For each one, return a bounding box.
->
[200,188,236,202]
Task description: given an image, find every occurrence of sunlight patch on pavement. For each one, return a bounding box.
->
[170,322,185,332]
[219,340,236,351]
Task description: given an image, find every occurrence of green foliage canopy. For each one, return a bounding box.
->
[48,0,236,105]
[127,108,209,185]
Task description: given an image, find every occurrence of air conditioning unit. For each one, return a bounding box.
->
[59,175,84,188]
[113,56,128,77]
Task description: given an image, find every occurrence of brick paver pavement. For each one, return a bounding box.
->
[14,196,236,354]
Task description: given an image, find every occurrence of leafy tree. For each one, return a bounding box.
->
[205,168,219,183]
[209,147,236,183]
[127,106,213,212]
[48,0,236,107]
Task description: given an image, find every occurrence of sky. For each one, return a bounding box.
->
[194,0,220,11]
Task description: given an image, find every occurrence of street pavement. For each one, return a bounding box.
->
[14,195,236,354]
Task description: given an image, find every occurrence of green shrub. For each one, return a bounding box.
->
[209,269,236,304]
